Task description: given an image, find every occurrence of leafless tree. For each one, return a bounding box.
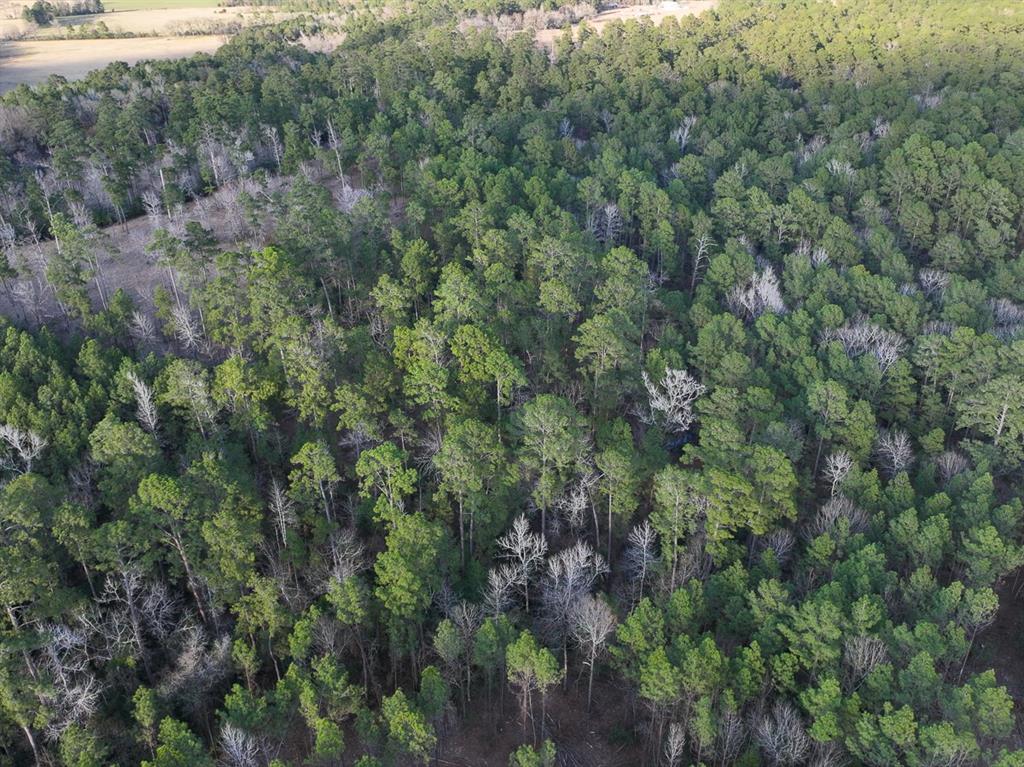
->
[990,298,1024,340]
[663,721,686,767]
[757,528,796,566]
[825,158,855,180]
[126,370,160,435]
[219,723,261,767]
[917,268,950,299]
[809,742,849,767]
[130,310,157,347]
[689,225,713,296]
[483,563,520,617]
[39,622,104,739]
[711,709,748,767]
[539,540,608,680]
[755,700,811,766]
[268,479,297,548]
[671,115,697,153]
[822,450,853,496]
[263,125,283,170]
[622,520,658,602]
[0,423,46,474]
[642,367,706,434]
[325,528,365,587]
[875,429,914,477]
[810,496,868,539]
[921,320,954,337]
[821,319,906,373]
[142,190,163,231]
[497,515,548,611]
[325,119,346,183]
[797,135,827,166]
[936,450,969,484]
[590,202,622,245]
[727,264,787,320]
[842,635,888,692]
[171,303,205,353]
[158,624,232,716]
[570,594,616,711]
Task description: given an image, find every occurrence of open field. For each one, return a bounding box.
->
[49,5,287,35]
[0,34,225,91]
[536,0,718,46]
[104,0,222,10]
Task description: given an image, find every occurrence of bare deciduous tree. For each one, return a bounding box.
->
[171,303,205,353]
[130,310,157,347]
[671,115,697,152]
[842,635,888,692]
[809,742,849,767]
[711,709,748,767]
[570,594,616,711]
[875,429,914,477]
[664,721,686,767]
[936,450,969,484]
[642,367,706,434]
[918,268,950,298]
[539,540,607,680]
[590,202,622,245]
[755,700,811,766]
[0,423,46,474]
[158,624,232,716]
[268,479,297,548]
[810,495,868,539]
[622,520,658,602]
[219,723,261,767]
[822,450,853,497]
[727,264,787,320]
[820,319,906,373]
[497,515,548,612]
[483,563,520,618]
[126,370,159,435]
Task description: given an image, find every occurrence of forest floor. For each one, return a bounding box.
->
[535,0,719,48]
[0,171,368,333]
[970,576,1024,746]
[438,679,644,766]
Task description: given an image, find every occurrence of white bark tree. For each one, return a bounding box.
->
[497,515,548,612]
[875,428,914,477]
[0,423,46,474]
[755,700,811,766]
[569,593,616,711]
[126,370,160,435]
[642,368,706,434]
[822,450,853,497]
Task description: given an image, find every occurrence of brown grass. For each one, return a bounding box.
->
[0,35,226,91]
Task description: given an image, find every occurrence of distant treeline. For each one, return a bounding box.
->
[21,0,104,25]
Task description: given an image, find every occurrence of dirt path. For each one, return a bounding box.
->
[536,0,718,47]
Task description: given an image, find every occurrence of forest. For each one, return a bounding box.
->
[1,0,1024,764]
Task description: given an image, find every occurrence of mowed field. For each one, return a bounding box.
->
[0,35,226,91]
[105,0,225,9]
[0,0,295,92]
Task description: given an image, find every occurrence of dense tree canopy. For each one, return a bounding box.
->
[1,0,1024,764]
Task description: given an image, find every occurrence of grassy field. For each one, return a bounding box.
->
[103,0,223,10]
[0,35,226,92]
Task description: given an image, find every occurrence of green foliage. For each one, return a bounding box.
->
[1,1,1023,764]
